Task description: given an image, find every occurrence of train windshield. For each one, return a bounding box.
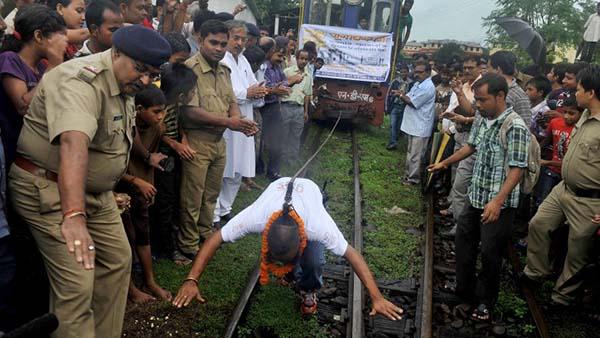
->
[308,0,396,33]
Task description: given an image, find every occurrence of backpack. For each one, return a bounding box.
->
[499,112,541,195]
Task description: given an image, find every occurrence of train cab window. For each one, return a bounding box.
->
[308,0,344,27]
[371,0,394,32]
[309,0,395,33]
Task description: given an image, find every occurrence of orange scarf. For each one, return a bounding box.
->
[259,209,308,285]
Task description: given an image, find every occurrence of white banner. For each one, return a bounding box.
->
[299,24,394,83]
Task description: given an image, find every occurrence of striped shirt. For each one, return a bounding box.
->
[467,107,530,209]
[507,80,532,127]
[163,104,179,140]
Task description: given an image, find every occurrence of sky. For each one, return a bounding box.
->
[409,0,497,44]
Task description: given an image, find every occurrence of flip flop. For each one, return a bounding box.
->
[471,303,491,322]
[172,251,192,266]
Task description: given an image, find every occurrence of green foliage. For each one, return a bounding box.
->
[433,43,466,66]
[252,0,301,25]
[356,120,423,279]
[484,0,598,64]
[496,288,528,319]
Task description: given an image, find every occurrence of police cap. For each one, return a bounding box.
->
[245,23,260,37]
[113,25,172,68]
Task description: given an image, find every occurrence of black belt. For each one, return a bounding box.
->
[568,185,600,199]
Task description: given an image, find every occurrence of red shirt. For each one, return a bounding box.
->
[546,117,574,175]
[142,17,154,30]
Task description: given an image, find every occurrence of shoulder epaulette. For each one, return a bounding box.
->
[77,65,102,83]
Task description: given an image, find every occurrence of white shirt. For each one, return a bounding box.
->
[584,13,600,42]
[4,8,17,35]
[443,75,481,134]
[221,52,261,178]
[401,77,437,138]
[221,178,349,256]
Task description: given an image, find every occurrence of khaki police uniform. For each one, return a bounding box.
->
[178,52,236,255]
[8,50,134,338]
[525,109,600,305]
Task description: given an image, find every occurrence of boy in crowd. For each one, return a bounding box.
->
[163,32,191,65]
[547,63,567,103]
[526,76,552,143]
[385,63,412,150]
[76,0,123,57]
[259,37,292,181]
[315,57,324,72]
[535,95,582,207]
[282,49,312,162]
[557,63,588,110]
[524,65,600,306]
[118,85,171,303]
[153,64,198,265]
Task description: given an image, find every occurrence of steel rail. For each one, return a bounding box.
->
[347,129,365,338]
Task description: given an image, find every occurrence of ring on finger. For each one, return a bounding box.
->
[74,240,82,246]
[88,245,95,251]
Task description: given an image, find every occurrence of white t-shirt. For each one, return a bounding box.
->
[220,178,349,256]
[584,13,600,42]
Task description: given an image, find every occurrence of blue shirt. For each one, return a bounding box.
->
[263,61,288,105]
[400,77,436,137]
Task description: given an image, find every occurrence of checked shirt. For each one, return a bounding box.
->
[467,107,530,209]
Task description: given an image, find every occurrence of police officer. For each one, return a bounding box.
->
[524,65,600,306]
[8,25,170,338]
[177,19,256,258]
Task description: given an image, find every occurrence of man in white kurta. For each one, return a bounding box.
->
[579,3,600,61]
[214,21,268,223]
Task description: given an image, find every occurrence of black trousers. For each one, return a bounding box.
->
[259,102,283,177]
[150,145,180,257]
[455,204,516,307]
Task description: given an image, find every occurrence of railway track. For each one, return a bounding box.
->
[223,125,373,338]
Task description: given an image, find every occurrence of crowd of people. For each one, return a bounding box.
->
[392,48,600,321]
[0,0,599,335]
[0,1,403,337]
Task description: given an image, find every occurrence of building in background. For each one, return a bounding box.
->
[403,39,484,58]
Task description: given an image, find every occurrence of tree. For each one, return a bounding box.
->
[433,43,465,66]
[484,0,598,64]
[252,0,301,26]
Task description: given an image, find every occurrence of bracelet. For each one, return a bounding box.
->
[184,277,199,286]
[63,210,87,220]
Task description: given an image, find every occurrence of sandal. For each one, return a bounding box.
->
[172,251,192,266]
[471,303,491,322]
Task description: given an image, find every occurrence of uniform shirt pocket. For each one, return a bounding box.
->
[96,117,126,150]
[578,142,600,163]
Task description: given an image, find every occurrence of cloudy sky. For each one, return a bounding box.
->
[409,0,497,44]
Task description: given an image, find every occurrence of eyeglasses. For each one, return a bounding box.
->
[133,59,161,82]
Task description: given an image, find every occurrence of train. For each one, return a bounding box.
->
[298,0,409,126]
